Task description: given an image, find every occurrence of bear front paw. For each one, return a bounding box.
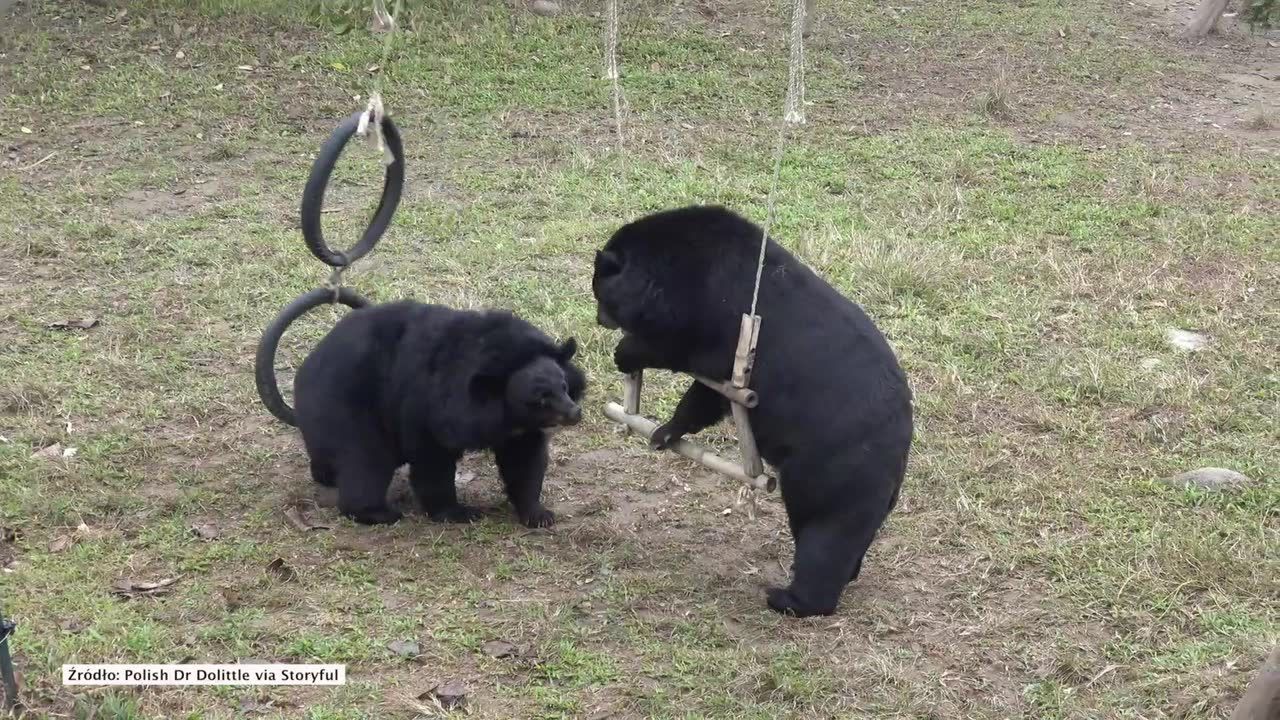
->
[613,343,644,374]
[519,506,556,529]
[650,422,682,450]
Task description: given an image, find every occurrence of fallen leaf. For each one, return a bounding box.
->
[284,506,331,532]
[113,576,178,597]
[380,590,411,611]
[265,558,296,582]
[190,523,219,541]
[433,680,467,710]
[482,640,517,658]
[47,318,99,330]
[387,639,421,658]
[238,696,274,714]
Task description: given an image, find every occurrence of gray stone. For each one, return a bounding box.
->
[1162,467,1253,492]
[1166,328,1210,351]
[530,0,561,16]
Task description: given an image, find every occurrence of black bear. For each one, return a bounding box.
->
[592,205,913,617]
[293,300,585,528]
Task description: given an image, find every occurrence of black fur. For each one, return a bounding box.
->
[293,300,586,528]
[592,205,913,618]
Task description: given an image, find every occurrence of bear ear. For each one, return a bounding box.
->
[558,337,578,362]
[594,249,622,276]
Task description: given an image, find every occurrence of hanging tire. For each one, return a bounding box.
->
[254,286,371,427]
[299,111,406,268]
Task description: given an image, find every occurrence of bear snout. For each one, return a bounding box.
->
[596,305,619,330]
[562,404,583,426]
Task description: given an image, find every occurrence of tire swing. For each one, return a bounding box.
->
[255,0,407,426]
[253,101,405,426]
[598,0,810,503]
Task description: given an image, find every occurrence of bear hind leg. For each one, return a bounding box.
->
[409,446,482,524]
[766,509,882,618]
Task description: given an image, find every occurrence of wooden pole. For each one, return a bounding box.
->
[604,402,776,492]
[692,374,758,408]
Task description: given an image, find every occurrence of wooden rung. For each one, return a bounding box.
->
[692,374,759,408]
[604,402,776,492]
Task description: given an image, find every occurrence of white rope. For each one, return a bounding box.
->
[604,0,626,150]
[358,0,403,167]
[748,0,807,320]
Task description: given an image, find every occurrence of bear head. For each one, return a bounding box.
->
[501,338,585,430]
[592,205,746,339]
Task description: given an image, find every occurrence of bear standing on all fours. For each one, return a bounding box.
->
[592,205,914,618]
[293,300,586,528]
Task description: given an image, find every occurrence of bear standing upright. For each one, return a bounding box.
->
[293,300,585,528]
[592,205,913,617]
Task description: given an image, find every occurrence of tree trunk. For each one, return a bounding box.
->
[1231,646,1280,720]
[1186,0,1232,36]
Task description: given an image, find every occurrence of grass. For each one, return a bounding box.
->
[1,0,1277,718]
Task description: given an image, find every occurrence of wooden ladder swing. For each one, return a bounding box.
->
[599,0,808,497]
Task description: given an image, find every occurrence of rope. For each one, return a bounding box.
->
[748,0,807,321]
[604,0,626,150]
[361,0,405,166]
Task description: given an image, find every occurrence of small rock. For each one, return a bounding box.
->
[1161,467,1253,492]
[190,523,220,541]
[482,639,517,658]
[1166,328,1209,351]
[31,443,64,461]
[530,0,561,16]
[432,680,467,709]
[387,639,421,658]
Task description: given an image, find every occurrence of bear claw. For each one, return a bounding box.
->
[429,504,484,524]
[519,506,556,528]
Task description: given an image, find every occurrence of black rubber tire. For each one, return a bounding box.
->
[254,286,371,427]
[300,111,406,268]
